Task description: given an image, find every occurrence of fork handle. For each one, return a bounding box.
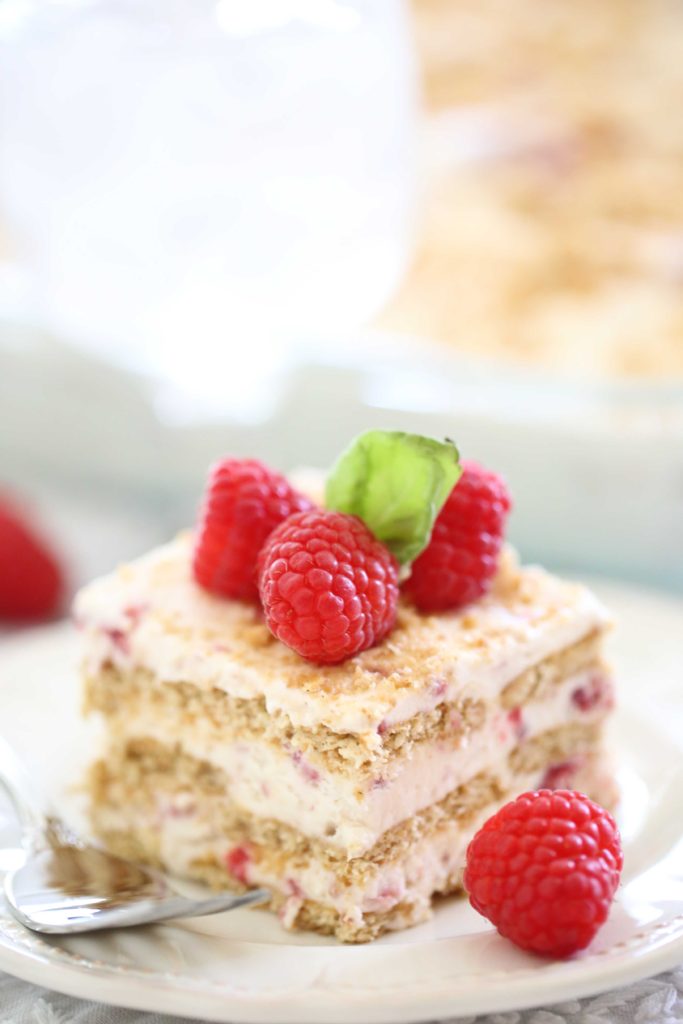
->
[0,736,45,841]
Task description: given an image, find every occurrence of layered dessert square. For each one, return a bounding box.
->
[77,534,615,942]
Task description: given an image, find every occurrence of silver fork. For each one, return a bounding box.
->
[0,737,269,934]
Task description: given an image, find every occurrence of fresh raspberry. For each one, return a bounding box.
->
[403,460,511,612]
[193,459,313,602]
[258,509,399,664]
[0,497,65,622]
[464,789,623,958]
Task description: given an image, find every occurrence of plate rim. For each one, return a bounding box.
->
[0,908,682,1024]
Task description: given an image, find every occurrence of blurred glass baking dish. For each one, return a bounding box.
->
[1,326,681,591]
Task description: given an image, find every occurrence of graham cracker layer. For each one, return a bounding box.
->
[501,629,603,708]
[81,810,456,944]
[88,719,609,941]
[84,630,603,776]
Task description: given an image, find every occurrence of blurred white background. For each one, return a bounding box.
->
[0,0,682,612]
[0,0,414,395]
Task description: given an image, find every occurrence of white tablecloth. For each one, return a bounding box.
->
[1,968,682,1024]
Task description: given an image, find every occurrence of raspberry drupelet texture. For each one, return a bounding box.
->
[0,498,64,622]
[258,509,399,664]
[403,460,512,612]
[193,459,313,602]
[464,789,623,958]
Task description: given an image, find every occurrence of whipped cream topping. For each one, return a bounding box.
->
[75,534,611,737]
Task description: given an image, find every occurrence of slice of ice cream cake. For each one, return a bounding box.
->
[77,528,615,942]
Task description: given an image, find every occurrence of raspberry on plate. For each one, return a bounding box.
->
[463,789,623,958]
[258,509,399,664]
[0,497,65,622]
[193,459,313,602]
[403,460,511,613]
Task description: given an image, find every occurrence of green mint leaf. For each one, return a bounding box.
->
[325,431,461,565]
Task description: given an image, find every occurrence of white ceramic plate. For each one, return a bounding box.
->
[0,578,682,1023]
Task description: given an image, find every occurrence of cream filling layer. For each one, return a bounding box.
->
[96,747,616,934]
[99,775,537,931]
[105,667,612,855]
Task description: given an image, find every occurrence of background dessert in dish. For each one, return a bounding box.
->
[378,0,683,380]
